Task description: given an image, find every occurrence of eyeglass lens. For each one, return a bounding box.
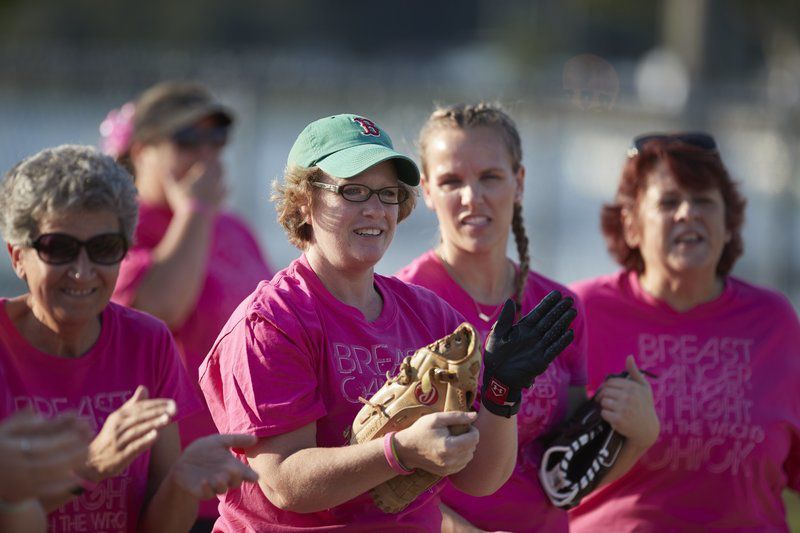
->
[340,184,408,204]
[33,233,127,265]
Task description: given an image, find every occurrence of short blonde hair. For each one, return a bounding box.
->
[272,164,416,250]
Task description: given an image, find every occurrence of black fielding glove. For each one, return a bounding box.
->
[481,290,577,417]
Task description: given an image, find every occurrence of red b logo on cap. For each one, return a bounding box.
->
[353,117,381,137]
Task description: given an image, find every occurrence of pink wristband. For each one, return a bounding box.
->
[187,198,213,215]
[383,431,414,476]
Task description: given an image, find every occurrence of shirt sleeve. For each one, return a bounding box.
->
[112,247,154,307]
[201,313,326,439]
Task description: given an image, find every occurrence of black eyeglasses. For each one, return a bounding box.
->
[172,125,229,149]
[627,132,717,158]
[30,233,128,265]
[311,182,410,205]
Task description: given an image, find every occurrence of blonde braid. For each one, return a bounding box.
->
[511,202,530,309]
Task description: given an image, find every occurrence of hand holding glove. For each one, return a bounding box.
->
[482,290,577,417]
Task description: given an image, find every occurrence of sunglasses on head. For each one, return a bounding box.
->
[172,125,229,149]
[30,233,128,265]
[627,132,717,158]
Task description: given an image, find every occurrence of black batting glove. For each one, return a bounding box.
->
[481,290,577,418]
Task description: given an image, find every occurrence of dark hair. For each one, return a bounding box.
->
[601,138,746,276]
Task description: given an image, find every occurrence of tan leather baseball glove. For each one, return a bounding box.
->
[349,322,481,513]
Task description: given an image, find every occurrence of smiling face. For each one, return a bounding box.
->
[10,209,121,332]
[305,160,400,276]
[421,126,523,257]
[625,161,730,283]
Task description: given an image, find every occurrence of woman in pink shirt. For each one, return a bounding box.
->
[569,133,800,530]
[0,145,259,532]
[199,113,577,531]
[397,103,659,532]
[102,81,273,530]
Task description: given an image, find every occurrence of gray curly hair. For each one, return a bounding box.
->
[0,145,138,246]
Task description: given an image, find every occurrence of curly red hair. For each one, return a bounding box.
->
[601,138,746,276]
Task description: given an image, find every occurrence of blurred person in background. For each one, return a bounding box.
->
[568,133,800,530]
[101,81,273,531]
[0,145,259,532]
[397,103,658,532]
[199,113,576,531]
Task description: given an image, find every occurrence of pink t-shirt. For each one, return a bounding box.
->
[112,202,271,519]
[396,250,588,532]
[199,254,465,532]
[568,271,800,532]
[0,299,201,533]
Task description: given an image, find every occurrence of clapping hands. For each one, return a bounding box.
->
[82,385,175,482]
[482,291,577,417]
[0,410,91,502]
[171,434,259,500]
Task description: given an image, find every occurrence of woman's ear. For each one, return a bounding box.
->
[8,243,27,281]
[300,203,312,226]
[420,174,435,210]
[621,206,640,248]
[514,165,525,203]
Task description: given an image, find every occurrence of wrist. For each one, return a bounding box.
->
[383,432,414,476]
[77,454,104,484]
[189,198,214,215]
[177,198,215,217]
[481,377,522,418]
[69,476,100,496]
[165,456,204,501]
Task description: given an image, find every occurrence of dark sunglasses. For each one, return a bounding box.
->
[311,182,410,205]
[172,125,229,149]
[627,132,717,158]
[30,233,128,265]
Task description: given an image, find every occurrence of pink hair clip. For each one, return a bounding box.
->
[99,102,135,159]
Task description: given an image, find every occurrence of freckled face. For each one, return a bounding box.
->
[306,160,400,274]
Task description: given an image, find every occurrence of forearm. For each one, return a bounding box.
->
[440,502,481,533]
[249,439,394,513]
[596,440,648,488]
[449,409,516,495]
[138,470,197,533]
[133,210,214,327]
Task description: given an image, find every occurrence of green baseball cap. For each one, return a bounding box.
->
[287,114,420,186]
